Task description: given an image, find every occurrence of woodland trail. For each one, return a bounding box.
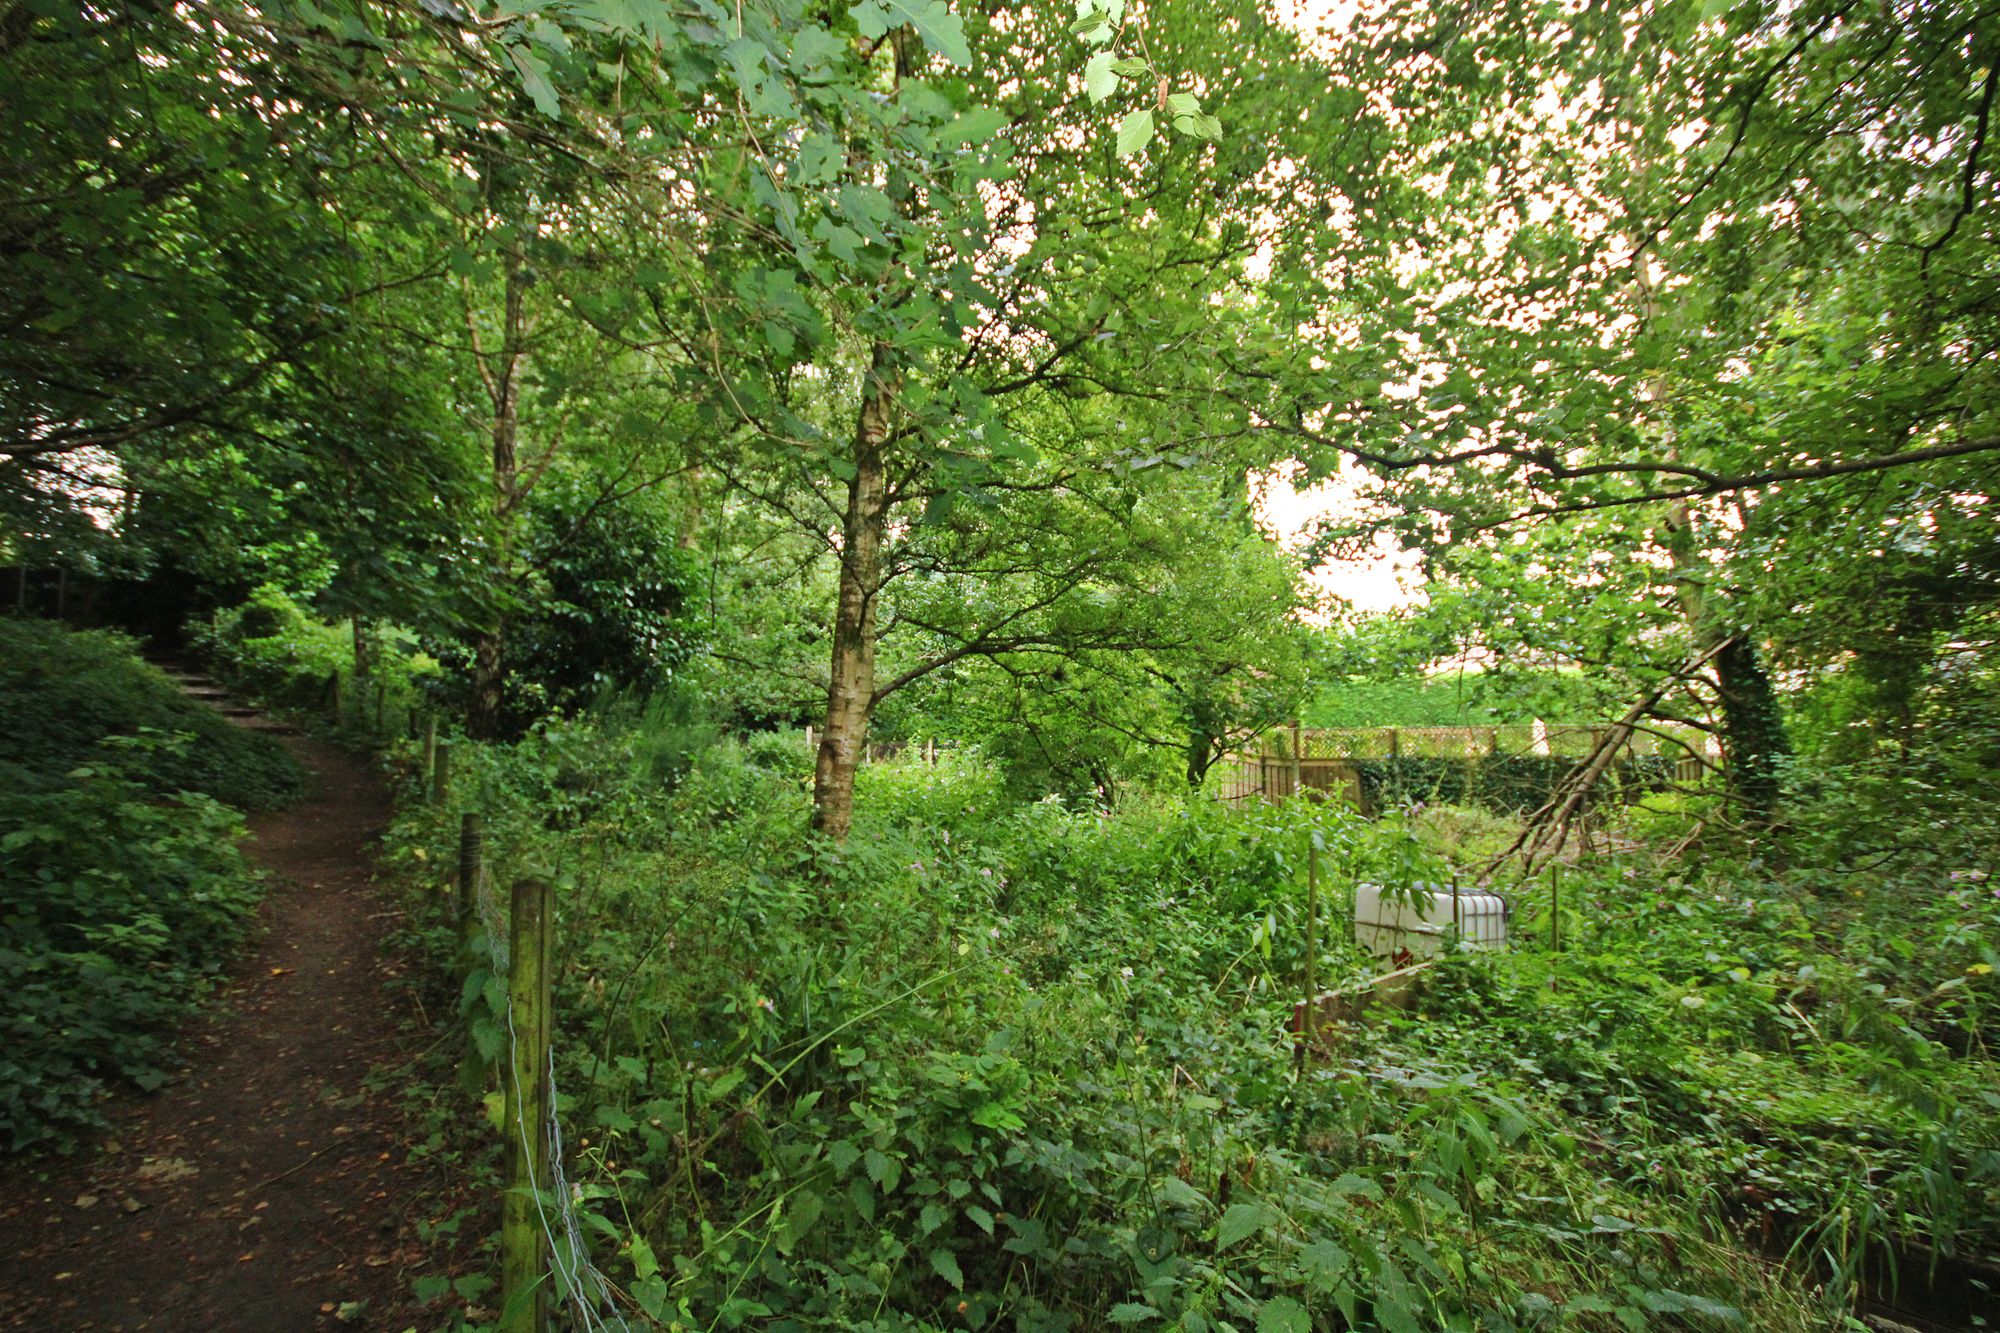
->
[0,689,429,1331]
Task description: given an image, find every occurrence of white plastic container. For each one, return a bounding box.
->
[1354,881,1508,960]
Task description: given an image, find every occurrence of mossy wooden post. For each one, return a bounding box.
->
[433,740,451,805]
[502,877,552,1333]
[457,812,482,952]
[423,717,438,785]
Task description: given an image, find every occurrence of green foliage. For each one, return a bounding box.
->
[389,732,1883,1331]
[423,483,703,740]
[1303,677,1495,729]
[200,585,352,709]
[0,634,270,1152]
[200,585,438,745]
[1358,755,1678,816]
[0,617,300,807]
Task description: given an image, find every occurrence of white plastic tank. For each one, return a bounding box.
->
[1354,881,1508,960]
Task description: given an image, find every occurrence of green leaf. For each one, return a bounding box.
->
[1115,107,1154,158]
[504,45,559,120]
[1216,1201,1272,1250]
[1085,50,1119,104]
[1299,1238,1350,1287]
[1111,56,1150,76]
[1257,1296,1310,1333]
[941,106,1008,146]
[930,1247,964,1289]
[1108,1304,1161,1324]
[850,0,971,66]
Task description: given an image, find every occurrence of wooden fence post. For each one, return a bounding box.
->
[1388,727,1401,761]
[433,741,451,805]
[501,877,553,1333]
[423,717,438,785]
[457,812,482,947]
[1290,721,1303,799]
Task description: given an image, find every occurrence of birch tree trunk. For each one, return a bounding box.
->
[811,347,897,840]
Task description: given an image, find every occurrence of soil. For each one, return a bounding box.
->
[0,718,431,1331]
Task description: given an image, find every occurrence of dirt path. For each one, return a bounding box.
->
[0,723,428,1331]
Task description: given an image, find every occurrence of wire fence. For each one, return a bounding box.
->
[472,857,636,1332]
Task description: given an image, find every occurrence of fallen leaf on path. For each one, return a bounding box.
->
[136,1156,197,1183]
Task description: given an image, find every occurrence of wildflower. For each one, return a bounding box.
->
[1120,966,1134,980]
[988,926,1001,939]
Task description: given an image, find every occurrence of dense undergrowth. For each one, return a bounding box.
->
[193,584,437,743]
[0,618,300,1151]
[0,616,301,805]
[377,703,2000,1333]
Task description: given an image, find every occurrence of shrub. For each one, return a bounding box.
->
[0,754,262,1151]
[387,738,1833,1331]
[0,617,301,807]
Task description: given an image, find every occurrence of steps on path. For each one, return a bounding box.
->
[143,657,308,734]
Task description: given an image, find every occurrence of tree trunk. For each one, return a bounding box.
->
[1664,503,1790,826]
[1185,730,1221,788]
[812,349,897,841]
[1712,632,1789,825]
[463,232,528,743]
[351,614,374,681]
[468,621,506,741]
